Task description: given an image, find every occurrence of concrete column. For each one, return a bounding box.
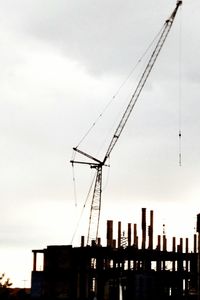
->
[148,210,153,250]
[107,220,113,247]
[33,251,37,271]
[118,221,121,248]
[128,223,131,246]
[141,208,146,250]
[134,223,138,248]
[81,236,85,247]
[157,235,161,271]
[194,234,197,253]
[185,238,189,272]
[172,237,176,271]
[197,213,200,300]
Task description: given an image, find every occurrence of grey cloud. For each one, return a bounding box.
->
[0,0,200,287]
[1,1,179,76]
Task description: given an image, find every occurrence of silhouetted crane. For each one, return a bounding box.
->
[71,1,182,245]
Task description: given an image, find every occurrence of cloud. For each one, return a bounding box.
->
[0,0,200,287]
[0,1,184,76]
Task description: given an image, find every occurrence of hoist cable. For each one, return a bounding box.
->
[71,171,96,245]
[75,25,165,149]
[178,5,182,167]
[71,163,77,207]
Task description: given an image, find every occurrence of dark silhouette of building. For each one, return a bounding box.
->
[31,209,200,300]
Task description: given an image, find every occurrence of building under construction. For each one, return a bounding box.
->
[31,208,200,300]
[30,2,200,299]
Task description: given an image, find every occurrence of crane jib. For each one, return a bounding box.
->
[103,1,182,166]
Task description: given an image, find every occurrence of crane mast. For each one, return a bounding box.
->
[71,1,182,245]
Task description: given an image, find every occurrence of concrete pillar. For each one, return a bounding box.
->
[197,213,200,300]
[177,238,183,273]
[157,235,161,251]
[185,238,189,295]
[81,236,85,247]
[172,237,176,271]
[185,238,189,271]
[163,235,167,251]
[128,223,131,246]
[118,221,121,248]
[134,223,138,248]
[107,220,113,247]
[194,234,197,253]
[157,235,161,271]
[33,251,37,271]
[148,210,153,250]
[179,238,183,253]
[141,208,146,250]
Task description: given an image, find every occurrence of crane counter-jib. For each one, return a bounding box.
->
[70,0,182,246]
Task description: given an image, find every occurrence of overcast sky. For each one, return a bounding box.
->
[0,0,200,288]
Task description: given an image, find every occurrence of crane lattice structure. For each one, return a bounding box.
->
[70,1,182,246]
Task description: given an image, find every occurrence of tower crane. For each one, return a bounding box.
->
[70,1,182,245]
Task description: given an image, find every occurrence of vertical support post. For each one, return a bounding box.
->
[118,221,121,248]
[133,223,137,270]
[179,238,183,253]
[185,238,189,272]
[141,208,146,271]
[33,251,37,272]
[142,208,146,250]
[107,220,113,247]
[81,236,85,247]
[163,235,167,251]
[194,234,197,253]
[162,234,167,271]
[134,223,138,248]
[128,223,131,246]
[172,237,176,272]
[185,238,189,296]
[157,235,161,250]
[128,223,131,269]
[177,238,183,273]
[157,235,161,271]
[197,213,200,300]
[97,238,101,246]
[148,210,154,250]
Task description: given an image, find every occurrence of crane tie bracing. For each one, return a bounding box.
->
[70,1,182,246]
